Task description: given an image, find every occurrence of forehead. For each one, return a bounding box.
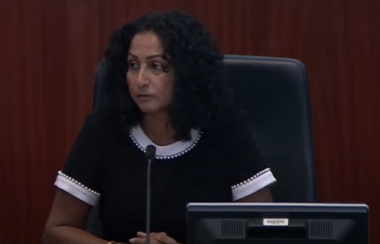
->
[129,32,163,57]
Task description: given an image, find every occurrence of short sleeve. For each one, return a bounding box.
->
[224,114,277,201]
[54,111,108,206]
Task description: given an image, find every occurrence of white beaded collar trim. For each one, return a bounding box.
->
[129,125,202,160]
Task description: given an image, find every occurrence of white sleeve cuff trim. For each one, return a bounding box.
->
[231,170,276,201]
[54,171,100,206]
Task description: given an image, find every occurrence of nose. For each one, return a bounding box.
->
[136,66,149,88]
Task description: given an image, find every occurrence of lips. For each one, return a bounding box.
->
[136,94,153,101]
[137,94,152,98]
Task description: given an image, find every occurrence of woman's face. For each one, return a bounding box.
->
[127,32,174,115]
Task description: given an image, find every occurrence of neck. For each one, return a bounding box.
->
[141,112,177,146]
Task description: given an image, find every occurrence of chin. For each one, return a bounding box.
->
[137,104,161,114]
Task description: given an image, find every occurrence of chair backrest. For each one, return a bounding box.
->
[93,60,108,109]
[223,55,316,202]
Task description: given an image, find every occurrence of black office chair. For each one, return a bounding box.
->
[223,55,316,202]
[88,55,317,236]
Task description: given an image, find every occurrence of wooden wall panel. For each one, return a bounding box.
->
[0,0,379,243]
[0,0,48,242]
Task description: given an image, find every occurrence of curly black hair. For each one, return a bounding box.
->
[103,11,239,141]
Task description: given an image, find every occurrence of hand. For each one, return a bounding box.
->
[129,232,177,244]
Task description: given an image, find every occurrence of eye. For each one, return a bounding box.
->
[150,62,163,70]
[128,60,139,69]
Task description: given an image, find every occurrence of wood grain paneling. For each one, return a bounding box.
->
[0,0,379,243]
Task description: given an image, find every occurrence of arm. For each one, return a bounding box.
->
[225,113,276,202]
[237,187,273,202]
[43,190,111,244]
[43,112,122,244]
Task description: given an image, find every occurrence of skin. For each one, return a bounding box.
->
[125,32,273,244]
[127,32,176,146]
[129,190,273,244]
[43,31,272,244]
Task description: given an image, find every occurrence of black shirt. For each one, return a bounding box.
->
[55,110,276,243]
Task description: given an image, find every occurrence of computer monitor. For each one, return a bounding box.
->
[187,203,369,244]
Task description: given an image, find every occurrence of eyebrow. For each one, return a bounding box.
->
[128,52,163,60]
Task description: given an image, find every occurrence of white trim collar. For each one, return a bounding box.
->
[129,125,201,160]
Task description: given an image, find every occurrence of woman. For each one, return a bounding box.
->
[43,11,276,244]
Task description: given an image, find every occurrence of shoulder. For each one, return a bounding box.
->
[205,111,276,201]
[69,108,131,154]
[202,110,261,168]
[208,110,254,146]
[80,108,125,136]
